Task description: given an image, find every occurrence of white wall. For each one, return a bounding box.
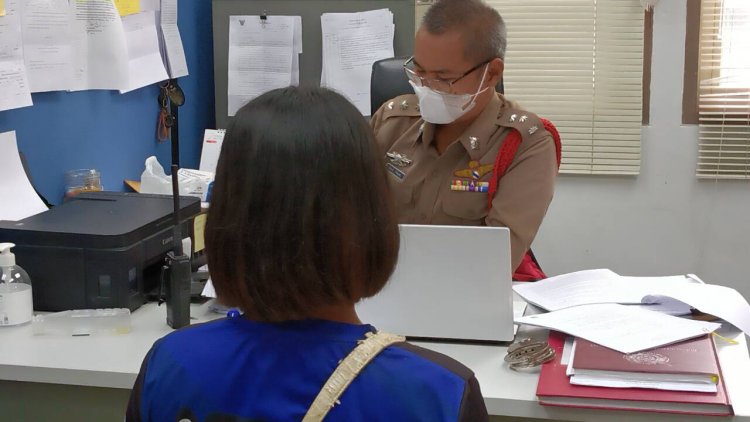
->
[534,0,750,298]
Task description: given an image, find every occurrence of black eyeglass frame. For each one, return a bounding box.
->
[403,56,496,93]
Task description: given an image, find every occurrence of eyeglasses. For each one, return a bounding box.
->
[403,56,495,94]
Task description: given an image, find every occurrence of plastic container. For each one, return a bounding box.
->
[64,169,102,198]
[32,308,132,336]
[0,243,34,326]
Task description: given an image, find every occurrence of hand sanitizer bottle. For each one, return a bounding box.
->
[0,243,33,326]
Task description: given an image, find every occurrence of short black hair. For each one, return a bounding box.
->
[205,86,400,322]
[422,0,507,61]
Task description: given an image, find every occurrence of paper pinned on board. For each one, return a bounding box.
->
[227,15,297,116]
[320,9,395,116]
[0,131,48,222]
[120,11,168,93]
[0,0,5,17]
[515,303,721,354]
[114,0,141,17]
[160,0,188,78]
[0,0,33,111]
[69,0,129,91]
[21,0,74,93]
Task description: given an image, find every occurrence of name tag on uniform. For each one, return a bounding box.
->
[386,162,406,181]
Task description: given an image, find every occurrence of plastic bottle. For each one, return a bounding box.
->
[0,243,33,326]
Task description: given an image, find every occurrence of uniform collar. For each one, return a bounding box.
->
[419,92,506,161]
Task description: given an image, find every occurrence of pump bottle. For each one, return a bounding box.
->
[0,243,33,326]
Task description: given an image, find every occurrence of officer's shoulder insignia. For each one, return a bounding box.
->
[379,94,421,120]
[496,107,546,140]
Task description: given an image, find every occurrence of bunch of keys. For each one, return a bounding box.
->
[157,80,185,142]
[504,338,556,371]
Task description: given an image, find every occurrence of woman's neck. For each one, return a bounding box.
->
[308,303,362,324]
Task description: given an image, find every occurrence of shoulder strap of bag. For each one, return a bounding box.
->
[302,331,406,422]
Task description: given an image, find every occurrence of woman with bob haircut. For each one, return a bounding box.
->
[126,86,488,422]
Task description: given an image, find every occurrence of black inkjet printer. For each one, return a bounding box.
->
[0,192,201,311]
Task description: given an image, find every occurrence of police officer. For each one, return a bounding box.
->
[371,0,557,274]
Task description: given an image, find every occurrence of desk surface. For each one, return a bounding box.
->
[1,301,748,421]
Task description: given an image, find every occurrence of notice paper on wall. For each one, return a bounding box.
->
[160,0,188,78]
[21,0,73,93]
[0,0,33,112]
[320,9,394,116]
[120,11,168,93]
[227,15,300,116]
[69,0,129,91]
[0,131,48,221]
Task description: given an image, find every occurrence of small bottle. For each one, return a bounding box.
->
[0,243,33,326]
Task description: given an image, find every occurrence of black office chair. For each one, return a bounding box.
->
[370,56,505,114]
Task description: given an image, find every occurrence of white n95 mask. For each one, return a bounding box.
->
[410,64,490,124]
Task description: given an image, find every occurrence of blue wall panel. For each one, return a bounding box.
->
[0,0,215,205]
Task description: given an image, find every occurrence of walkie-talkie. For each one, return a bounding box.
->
[162,164,191,329]
[159,79,191,329]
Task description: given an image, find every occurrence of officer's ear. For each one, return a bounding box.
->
[487,58,504,86]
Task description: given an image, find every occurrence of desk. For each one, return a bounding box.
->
[1,302,748,422]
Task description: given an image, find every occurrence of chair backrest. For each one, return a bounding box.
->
[370,56,505,115]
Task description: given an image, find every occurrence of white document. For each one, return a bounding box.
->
[646,283,750,338]
[198,129,226,174]
[159,0,187,78]
[0,131,48,221]
[292,15,302,85]
[0,0,33,111]
[20,0,73,93]
[515,303,721,354]
[140,0,160,11]
[69,0,129,91]
[120,11,168,93]
[320,9,395,115]
[513,269,695,311]
[227,15,295,116]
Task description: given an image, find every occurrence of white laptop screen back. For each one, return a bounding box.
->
[356,224,514,342]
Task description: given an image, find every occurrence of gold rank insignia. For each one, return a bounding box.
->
[454,161,494,180]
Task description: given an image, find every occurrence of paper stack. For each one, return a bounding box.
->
[321,9,395,116]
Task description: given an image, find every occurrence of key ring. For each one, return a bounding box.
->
[504,338,555,371]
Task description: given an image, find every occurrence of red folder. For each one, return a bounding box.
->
[536,332,732,416]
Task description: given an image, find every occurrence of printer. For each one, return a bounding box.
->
[0,192,201,311]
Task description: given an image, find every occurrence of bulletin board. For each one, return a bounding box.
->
[212,0,416,128]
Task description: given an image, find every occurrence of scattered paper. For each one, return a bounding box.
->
[0,0,33,111]
[198,129,226,174]
[21,0,73,93]
[513,269,696,311]
[320,9,394,115]
[114,0,140,17]
[120,11,168,93]
[227,15,297,116]
[69,0,129,91]
[515,303,721,354]
[647,283,750,338]
[0,131,48,221]
[159,0,187,78]
[202,279,216,298]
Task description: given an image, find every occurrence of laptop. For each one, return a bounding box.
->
[356,224,514,343]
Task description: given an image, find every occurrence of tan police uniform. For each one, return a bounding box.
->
[370,92,557,270]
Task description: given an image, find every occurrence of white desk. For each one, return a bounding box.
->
[1,301,748,421]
